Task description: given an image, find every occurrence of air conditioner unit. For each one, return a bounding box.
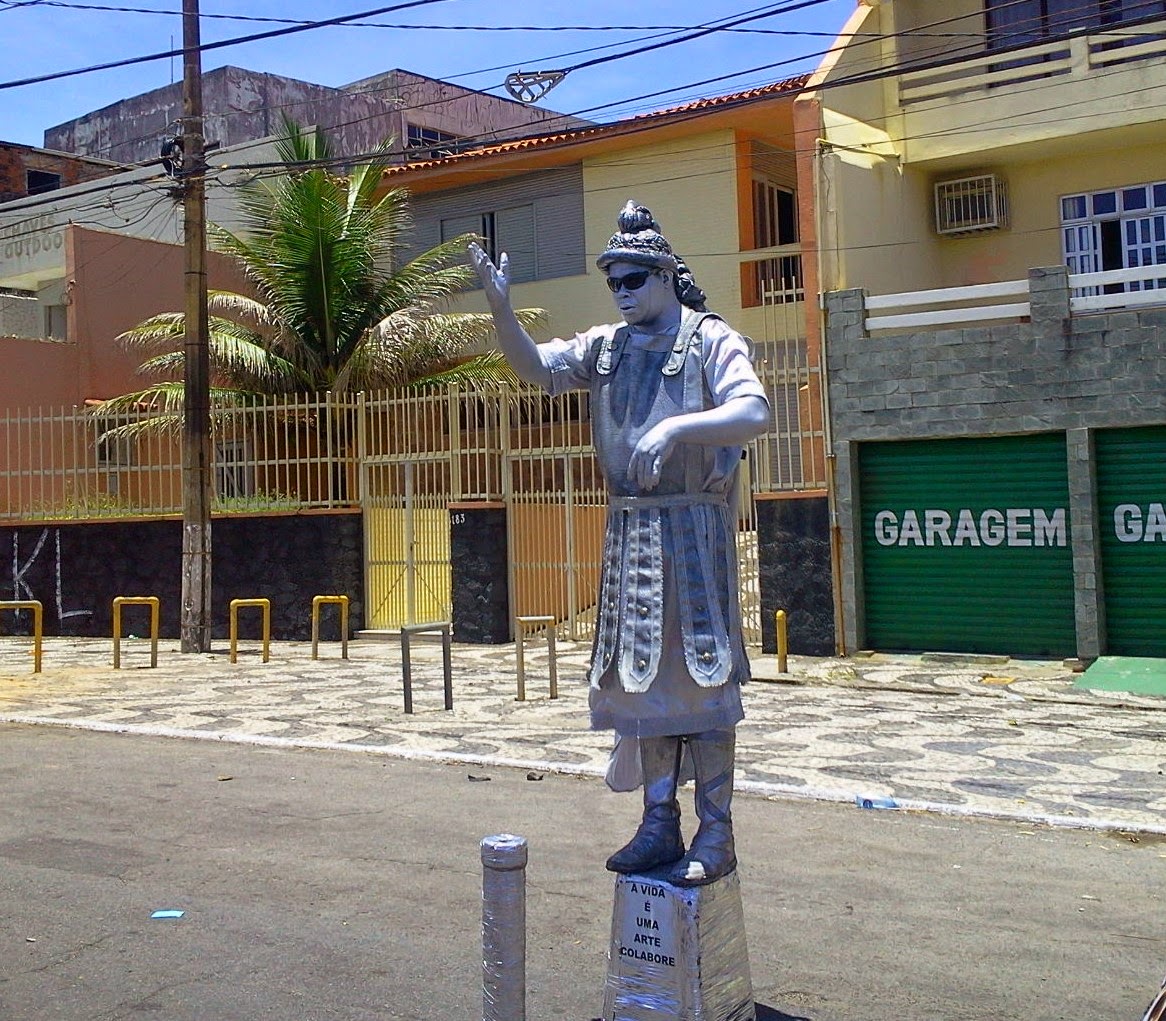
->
[934,174,1009,235]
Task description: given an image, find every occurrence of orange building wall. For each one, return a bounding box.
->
[1,226,248,413]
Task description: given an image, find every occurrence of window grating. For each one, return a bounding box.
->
[934,174,1009,235]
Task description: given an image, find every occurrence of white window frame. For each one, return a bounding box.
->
[1061,179,1166,296]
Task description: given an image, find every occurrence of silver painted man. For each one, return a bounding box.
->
[470,202,769,886]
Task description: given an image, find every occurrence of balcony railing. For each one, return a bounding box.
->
[739,244,804,308]
[863,266,1166,333]
[899,22,1166,108]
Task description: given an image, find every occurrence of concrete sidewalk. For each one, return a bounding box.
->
[1,634,1164,833]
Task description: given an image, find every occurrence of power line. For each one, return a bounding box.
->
[33,1,842,167]
[0,0,970,37]
[0,0,462,91]
[2,0,1159,219]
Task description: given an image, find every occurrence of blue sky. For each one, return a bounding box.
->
[0,0,855,150]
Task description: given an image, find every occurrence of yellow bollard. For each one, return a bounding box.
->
[229,598,271,664]
[112,596,160,668]
[310,595,349,660]
[775,609,788,674]
[0,600,43,673]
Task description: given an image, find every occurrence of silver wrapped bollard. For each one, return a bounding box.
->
[481,834,528,1021]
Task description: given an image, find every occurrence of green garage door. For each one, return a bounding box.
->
[1095,425,1166,656]
[859,435,1075,656]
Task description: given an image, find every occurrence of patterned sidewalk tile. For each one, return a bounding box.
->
[1,637,1164,832]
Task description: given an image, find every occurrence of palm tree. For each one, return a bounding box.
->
[105,119,541,414]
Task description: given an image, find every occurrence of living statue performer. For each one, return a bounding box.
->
[469,202,769,887]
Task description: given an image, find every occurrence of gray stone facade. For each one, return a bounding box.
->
[825,267,1166,659]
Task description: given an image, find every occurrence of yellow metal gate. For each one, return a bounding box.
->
[362,457,452,629]
[356,382,774,642]
[505,450,607,642]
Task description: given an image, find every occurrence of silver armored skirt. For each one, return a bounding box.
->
[588,494,748,738]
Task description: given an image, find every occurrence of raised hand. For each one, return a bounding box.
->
[468,242,511,311]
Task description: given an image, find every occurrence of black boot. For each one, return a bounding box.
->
[606,735,685,874]
[669,729,737,887]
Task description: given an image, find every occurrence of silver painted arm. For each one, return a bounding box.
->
[468,242,552,389]
[628,395,769,492]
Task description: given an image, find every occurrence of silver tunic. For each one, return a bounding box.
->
[540,310,767,737]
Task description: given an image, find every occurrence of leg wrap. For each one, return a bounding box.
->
[669,729,737,887]
[606,735,686,874]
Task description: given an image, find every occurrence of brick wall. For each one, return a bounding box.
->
[0,142,115,203]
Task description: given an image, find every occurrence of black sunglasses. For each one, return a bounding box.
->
[605,269,657,293]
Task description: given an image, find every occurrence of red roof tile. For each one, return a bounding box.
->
[385,75,809,176]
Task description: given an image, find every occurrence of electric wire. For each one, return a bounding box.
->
[12,1,840,162]
[49,0,1074,172]
[0,0,463,91]
[6,0,1131,168]
[2,1,1162,226]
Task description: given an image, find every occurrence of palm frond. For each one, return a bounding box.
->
[112,119,540,408]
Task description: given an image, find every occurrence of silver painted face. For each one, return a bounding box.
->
[605,260,677,331]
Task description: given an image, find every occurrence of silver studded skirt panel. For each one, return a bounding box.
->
[587,495,747,737]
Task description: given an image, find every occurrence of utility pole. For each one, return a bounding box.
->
[180,0,212,652]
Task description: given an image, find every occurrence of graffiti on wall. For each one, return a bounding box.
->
[9,528,93,624]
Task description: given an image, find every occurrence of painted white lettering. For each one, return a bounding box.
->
[1006,508,1032,547]
[1115,503,1142,543]
[897,510,924,547]
[1144,502,1166,542]
[12,529,49,601]
[979,510,1005,547]
[1033,508,1067,547]
[55,529,92,622]
[924,509,952,547]
[874,510,898,546]
[953,509,981,547]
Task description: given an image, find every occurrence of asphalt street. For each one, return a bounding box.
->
[2,724,1165,1021]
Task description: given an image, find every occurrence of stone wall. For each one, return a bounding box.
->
[826,267,1166,443]
[0,512,363,641]
[449,504,510,643]
[756,493,835,656]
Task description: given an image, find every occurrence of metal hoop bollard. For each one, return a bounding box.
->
[514,615,558,702]
[229,598,271,664]
[399,621,453,713]
[0,600,43,673]
[481,834,528,1021]
[310,595,349,660]
[112,596,160,668]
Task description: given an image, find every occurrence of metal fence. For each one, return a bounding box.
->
[0,351,824,640]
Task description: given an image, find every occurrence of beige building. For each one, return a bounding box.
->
[0,67,588,411]
[797,1,1166,659]
[798,0,1166,301]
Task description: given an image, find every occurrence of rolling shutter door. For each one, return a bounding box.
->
[1095,425,1166,656]
[859,434,1075,656]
